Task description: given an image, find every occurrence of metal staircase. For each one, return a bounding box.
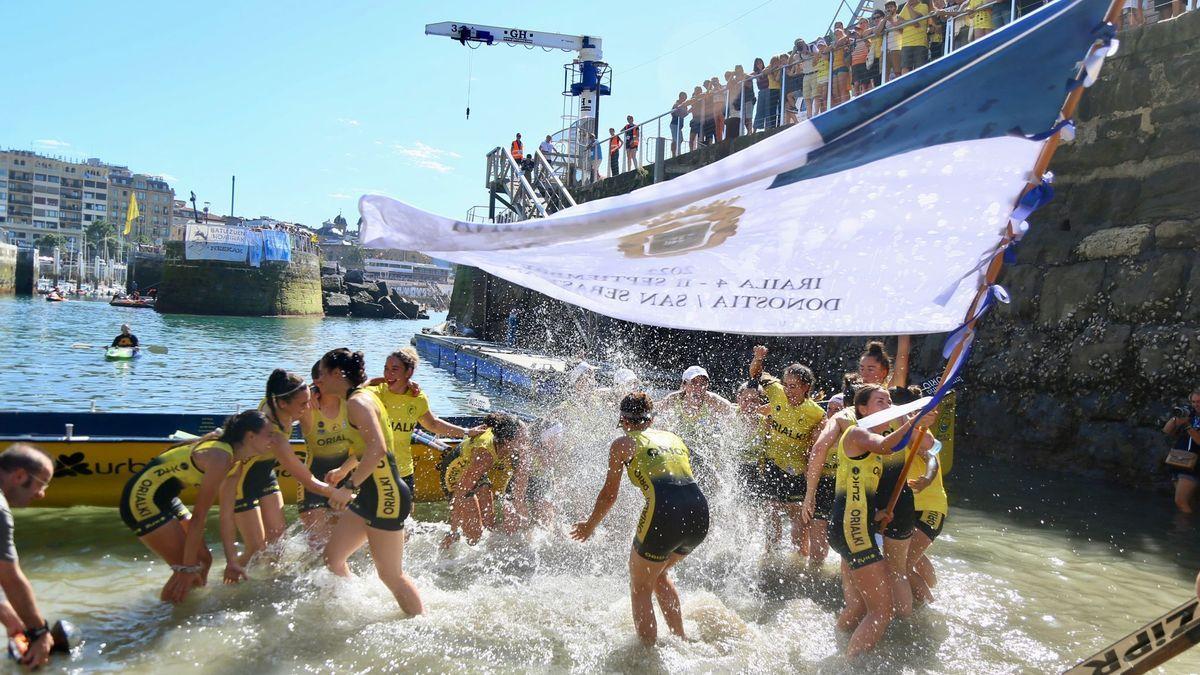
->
[476,145,577,223]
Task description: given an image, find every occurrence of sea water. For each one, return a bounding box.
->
[3,296,1199,672]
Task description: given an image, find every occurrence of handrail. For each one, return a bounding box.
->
[535,149,577,208]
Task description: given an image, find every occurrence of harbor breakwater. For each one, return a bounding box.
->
[155,241,323,316]
[0,243,15,295]
[448,14,1200,488]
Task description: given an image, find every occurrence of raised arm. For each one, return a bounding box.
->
[749,345,768,380]
[892,335,912,387]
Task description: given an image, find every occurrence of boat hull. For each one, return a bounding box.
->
[0,411,471,507]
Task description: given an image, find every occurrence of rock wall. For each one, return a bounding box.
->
[127,252,165,292]
[0,244,15,295]
[155,242,323,316]
[449,14,1200,487]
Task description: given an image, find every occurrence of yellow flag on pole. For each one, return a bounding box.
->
[124,193,140,235]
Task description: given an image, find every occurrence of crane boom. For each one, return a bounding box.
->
[424,22,602,59]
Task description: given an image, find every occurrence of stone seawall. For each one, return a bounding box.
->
[449,14,1200,487]
[0,244,15,295]
[127,252,165,292]
[155,242,323,316]
[14,248,34,295]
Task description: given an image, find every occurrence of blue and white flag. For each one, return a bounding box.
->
[360,0,1114,336]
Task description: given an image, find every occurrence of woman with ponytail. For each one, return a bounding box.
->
[221,369,342,572]
[314,348,424,615]
[119,410,274,604]
[440,412,531,548]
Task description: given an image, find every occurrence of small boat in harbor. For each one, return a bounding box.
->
[46,293,66,302]
[109,296,155,309]
[0,411,473,506]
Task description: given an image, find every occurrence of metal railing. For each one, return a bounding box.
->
[481,144,578,222]
[511,0,1193,195]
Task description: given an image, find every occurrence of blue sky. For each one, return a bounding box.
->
[4,1,829,227]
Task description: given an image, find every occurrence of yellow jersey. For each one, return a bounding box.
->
[899,3,930,48]
[624,429,695,497]
[367,383,430,478]
[762,381,825,475]
[834,424,883,554]
[443,429,515,495]
[906,441,948,513]
[303,398,353,459]
[343,387,395,459]
[969,0,994,30]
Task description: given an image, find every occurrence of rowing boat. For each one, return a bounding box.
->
[0,411,474,506]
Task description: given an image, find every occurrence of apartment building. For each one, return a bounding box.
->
[0,150,110,247]
[107,166,174,245]
[0,149,174,247]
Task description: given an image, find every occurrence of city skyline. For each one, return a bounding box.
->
[2,1,827,228]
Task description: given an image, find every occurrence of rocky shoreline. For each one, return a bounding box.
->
[320,266,430,319]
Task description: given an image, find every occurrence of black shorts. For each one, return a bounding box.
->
[736,462,769,500]
[298,452,349,512]
[812,474,836,521]
[234,456,281,513]
[762,461,807,503]
[634,482,709,562]
[348,454,412,531]
[869,60,882,85]
[914,510,946,540]
[829,498,883,570]
[900,45,928,72]
[119,477,189,537]
[876,485,915,540]
[851,63,870,84]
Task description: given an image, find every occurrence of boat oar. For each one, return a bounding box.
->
[1064,597,1200,674]
[876,425,927,528]
[70,343,169,355]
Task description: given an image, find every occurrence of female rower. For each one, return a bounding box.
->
[368,347,470,499]
[748,346,827,558]
[802,372,862,566]
[657,366,736,453]
[571,393,710,646]
[295,362,353,543]
[829,384,931,658]
[316,348,423,615]
[119,410,273,603]
[441,412,531,547]
[891,385,947,606]
[521,418,564,527]
[732,381,769,502]
[222,369,339,573]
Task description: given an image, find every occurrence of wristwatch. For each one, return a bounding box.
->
[24,622,49,642]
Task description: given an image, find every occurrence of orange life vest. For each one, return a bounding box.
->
[511,139,524,161]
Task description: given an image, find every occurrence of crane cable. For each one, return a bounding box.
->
[465,49,473,119]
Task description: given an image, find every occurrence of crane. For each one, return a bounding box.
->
[424,21,611,149]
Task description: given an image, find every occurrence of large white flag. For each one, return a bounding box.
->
[361,0,1113,336]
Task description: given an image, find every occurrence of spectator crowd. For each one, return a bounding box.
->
[566,0,1195,180]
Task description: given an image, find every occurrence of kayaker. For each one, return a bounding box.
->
[571,393,710,646]
[119,410,275,604]
[111,324,139,349]
[0,444,56,667]
[316,348,424,615]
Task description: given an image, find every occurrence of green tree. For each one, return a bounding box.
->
[36,233,67,255]
[86,219,116,262]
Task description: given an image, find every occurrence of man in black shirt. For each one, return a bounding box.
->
[0,444,55,667]
[111,324,139,348]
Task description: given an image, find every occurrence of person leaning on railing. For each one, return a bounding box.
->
[723,71,743,141]
[850,23,873,97]
[752,58,770,131]
[830,23,852,107]
[687,85,704,149]
[737,64,756,135]
[899,0,932,75]
[883,1,904,80]
[670,92,688,156]
[709,76,726,143]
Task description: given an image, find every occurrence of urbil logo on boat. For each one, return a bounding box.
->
[53,452,147,478]
[617,198,743,259]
